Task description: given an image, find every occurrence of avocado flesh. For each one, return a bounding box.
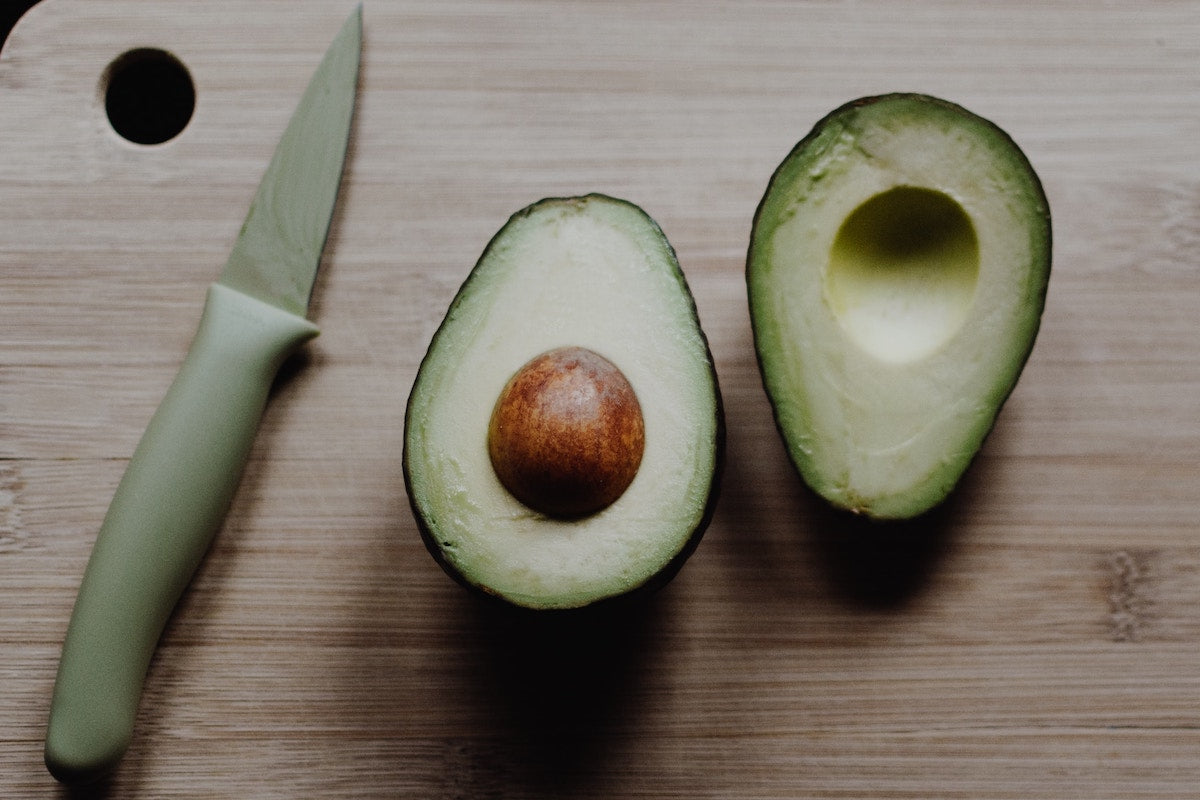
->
[748,94,1051,520]
[405,195,722,609]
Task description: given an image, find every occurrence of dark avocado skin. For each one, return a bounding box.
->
[746,93,1052,521]
[403,194,725,612]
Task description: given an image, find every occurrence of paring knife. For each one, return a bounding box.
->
[45,6,362,784]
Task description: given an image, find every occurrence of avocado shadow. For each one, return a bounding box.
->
[805,492,953,610]
[460,589,668,793]
[802,453,985,610]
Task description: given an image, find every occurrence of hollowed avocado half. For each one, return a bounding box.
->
[747,94,1051,520]
[404,194,724,610]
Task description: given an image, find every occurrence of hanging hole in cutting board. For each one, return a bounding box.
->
[102,48,195,145]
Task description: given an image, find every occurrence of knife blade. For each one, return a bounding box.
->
[44,6,362,785]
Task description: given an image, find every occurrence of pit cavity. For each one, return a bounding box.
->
[825,186,979,364]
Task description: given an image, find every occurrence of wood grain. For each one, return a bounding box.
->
[3,0,1200,797]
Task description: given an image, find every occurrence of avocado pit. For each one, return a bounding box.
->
[488,346,645,518]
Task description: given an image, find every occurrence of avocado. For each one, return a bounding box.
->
[404,194,723,610]
[747,94,1051,520]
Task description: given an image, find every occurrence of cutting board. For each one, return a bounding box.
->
[3,1,1199,797]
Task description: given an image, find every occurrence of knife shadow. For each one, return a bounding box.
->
[56,774,110,799]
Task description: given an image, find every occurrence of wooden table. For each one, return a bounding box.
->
[3,1,1198,797]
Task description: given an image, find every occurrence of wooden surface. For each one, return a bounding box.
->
[3,1,1199,797]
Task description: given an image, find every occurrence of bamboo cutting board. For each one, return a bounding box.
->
[3,1,1199,797]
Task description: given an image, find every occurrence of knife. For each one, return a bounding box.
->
[44,6,361,785]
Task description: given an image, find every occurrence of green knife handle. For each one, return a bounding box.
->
[45,282,319,784]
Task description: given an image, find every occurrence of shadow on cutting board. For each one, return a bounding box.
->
[456,591,669,796]
[801,412,1013,611]
[803,483,962,610]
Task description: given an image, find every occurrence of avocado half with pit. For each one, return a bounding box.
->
[747,94,1051,520]
[404,194,723,610]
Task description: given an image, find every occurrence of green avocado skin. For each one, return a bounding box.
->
[403,195,725,612]
[747,93,1052,520]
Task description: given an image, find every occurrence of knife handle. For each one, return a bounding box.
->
[45,283,319,784]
